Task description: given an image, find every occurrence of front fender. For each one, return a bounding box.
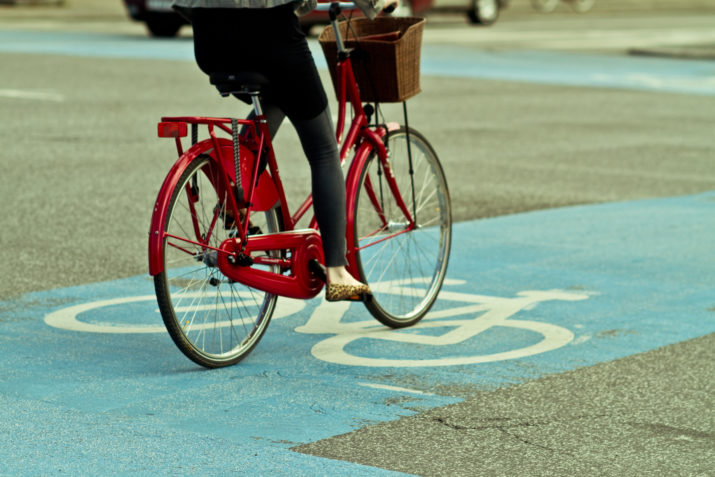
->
[344,129,388,275]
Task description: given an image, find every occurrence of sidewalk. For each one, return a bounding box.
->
[629,43,715,60]
[433,0,715,13]
[3,0,714,60]
[2,0,714,19]
[432,0,715,60]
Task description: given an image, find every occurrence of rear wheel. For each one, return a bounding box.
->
[154,154,281,368]
[352,128,452,328]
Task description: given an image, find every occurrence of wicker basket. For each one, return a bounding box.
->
[319,17,426,103]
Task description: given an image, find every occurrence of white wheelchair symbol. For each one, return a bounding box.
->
[44,279,589,368]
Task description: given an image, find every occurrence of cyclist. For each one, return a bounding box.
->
[171,0,394,301]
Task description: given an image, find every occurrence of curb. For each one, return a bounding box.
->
[629,45,715,61]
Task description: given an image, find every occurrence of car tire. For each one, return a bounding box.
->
[570,0,595,13]
[390,0,415,17]
[145,15,184,37]
[531,0,559,13]
[467,0,499,26]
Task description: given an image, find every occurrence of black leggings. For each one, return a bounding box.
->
[191,6,347,267]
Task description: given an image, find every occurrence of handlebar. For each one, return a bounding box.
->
[317,0,398,54]
[314,1,397,18]
[314,2,357,11]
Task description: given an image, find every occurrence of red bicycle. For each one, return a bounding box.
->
[148,3,452,368]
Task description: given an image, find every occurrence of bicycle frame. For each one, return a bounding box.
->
[148,4,416,299]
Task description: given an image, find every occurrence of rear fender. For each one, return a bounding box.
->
[148,138,280,276]
[148,140,215,276]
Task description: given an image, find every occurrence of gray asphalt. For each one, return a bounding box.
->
[296,334,714,476]
[2,53,713,300]
[1,2,714,475]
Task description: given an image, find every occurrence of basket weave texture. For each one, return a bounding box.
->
[319,17,426,103]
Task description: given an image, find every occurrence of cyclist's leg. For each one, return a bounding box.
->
[292,107,347,268]
[243,103,284,139]
[249,99,361,289]
[292,109,369,300]
[191,5,365,291]
[242,98,348,269]
[268,33,368,296]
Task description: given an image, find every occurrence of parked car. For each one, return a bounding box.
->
[122,0,436,38]
[123,0,188,37]
[300,0,434,34]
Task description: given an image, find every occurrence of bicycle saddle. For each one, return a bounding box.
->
[209,72,270,97]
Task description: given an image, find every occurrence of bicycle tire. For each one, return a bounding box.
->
[353,127,452,328]
[154,153,282,368]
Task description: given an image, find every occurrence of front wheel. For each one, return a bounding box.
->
[153,153,282,368]
[352,128,452,328]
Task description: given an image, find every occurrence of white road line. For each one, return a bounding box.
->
[0,89,64,102]
[358,382,434,395]
[423,28,715,49]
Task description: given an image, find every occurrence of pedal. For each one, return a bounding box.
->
[308,259,327,283]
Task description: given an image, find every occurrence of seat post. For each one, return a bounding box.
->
[250,93,264,118]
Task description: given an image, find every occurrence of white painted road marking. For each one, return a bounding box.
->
[0,89,64,102]
[44,281,590,367]
[44,294,306,333]
[358,382,435,395]
[297,284,590,367]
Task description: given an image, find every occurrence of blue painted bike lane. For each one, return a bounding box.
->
[1,192,713,475]
[0,30,714,96]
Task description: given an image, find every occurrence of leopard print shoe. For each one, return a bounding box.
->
[325,283,371,302]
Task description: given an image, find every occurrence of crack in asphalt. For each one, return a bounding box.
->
[431,415,608,431]
[429,415,615,455]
